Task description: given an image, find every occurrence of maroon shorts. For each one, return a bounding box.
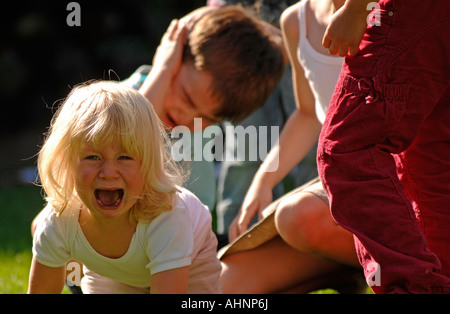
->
[318,0,450,293]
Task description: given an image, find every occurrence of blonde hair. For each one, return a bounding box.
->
[37,80,184,222]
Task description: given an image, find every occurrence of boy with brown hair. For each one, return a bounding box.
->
[128,5,307,237]
[138,5,286,130]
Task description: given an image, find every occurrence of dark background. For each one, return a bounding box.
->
[0,0,204,180]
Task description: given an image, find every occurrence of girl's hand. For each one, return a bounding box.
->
[228,181,273,242]
[322,2,369,57]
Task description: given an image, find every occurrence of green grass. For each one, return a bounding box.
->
[0,184,44,293]
[0,251,33,293]
[309,288,340,294]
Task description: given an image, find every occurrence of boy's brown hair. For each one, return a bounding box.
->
[184,5,285,123]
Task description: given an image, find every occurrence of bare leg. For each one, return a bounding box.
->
[221,236,347,293]
[275,192,359,267]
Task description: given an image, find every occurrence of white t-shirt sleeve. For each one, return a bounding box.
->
[145,201,194,275]
[32,205,72,268]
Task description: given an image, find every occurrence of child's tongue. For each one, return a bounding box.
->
[96,189,122,206]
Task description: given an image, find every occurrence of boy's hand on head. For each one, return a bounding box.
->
[140,19,187,114]
[179,6,215,32]
[322,2,369,57]
[151,19,187,80]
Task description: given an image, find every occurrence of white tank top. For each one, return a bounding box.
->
[296,0,344,124]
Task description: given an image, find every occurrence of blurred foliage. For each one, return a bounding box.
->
[0,0,204,175]
[1,0,204,134]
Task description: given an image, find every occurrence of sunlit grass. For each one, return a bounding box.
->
[0,251,32,293]
[0,184,43,294]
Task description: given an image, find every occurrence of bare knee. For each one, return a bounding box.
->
[275,193,329,253]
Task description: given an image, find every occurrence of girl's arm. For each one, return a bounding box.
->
[150,266,189,294]
[28,257,66,294]
[228,4,322,240]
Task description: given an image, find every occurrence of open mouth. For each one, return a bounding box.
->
[95,189,124,209]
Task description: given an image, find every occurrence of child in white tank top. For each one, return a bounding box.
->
[222,0,361,294]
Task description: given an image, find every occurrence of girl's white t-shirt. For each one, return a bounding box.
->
[32,187,222,293]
